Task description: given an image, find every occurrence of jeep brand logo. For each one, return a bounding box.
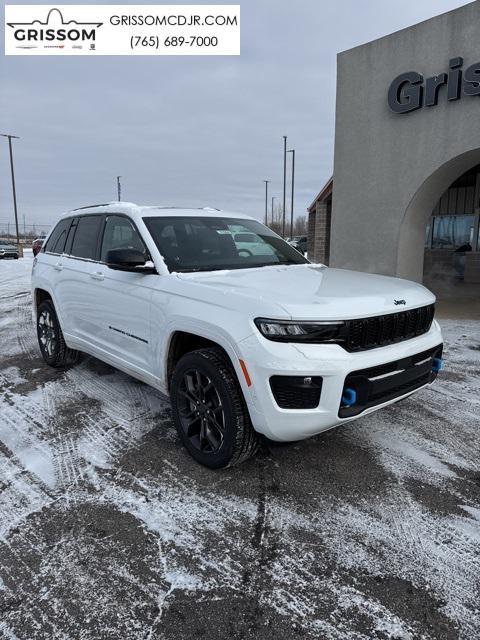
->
[388,57,480,114]
[7,7,102,48]
[394,299,407,306]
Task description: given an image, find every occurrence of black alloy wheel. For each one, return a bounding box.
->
[36,300,79,367]
[170,347,259,468]
[177,368,226,454]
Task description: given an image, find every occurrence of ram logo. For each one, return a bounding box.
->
[394,299,406,306]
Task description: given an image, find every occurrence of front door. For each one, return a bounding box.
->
[92,214,154,374]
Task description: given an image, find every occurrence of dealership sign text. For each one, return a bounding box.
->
[388,57,480,114]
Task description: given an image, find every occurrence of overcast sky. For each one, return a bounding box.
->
[0,0,471,229]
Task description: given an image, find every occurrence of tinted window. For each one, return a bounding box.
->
[143,216,308,272]
[100,215,146,262]
[44,218,72,254]
[64,218,78,255]
[70,215,103,260]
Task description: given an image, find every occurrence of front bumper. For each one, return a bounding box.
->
[238,320,443,441]
[0,250,19,258]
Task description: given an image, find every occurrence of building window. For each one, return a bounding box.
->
[430,215,474,249]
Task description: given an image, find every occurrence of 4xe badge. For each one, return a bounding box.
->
[6,6,102,53]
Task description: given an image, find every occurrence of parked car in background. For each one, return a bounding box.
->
[32,237,46,256]
[289,235,307,254]
[0,240,19,259]
[32,202,443,469]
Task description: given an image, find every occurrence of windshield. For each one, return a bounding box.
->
[143,216,309,273]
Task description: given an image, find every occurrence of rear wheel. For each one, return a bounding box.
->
[37,300,79,367]
[170,347,259,468]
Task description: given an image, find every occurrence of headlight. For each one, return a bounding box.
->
[254,318,346,343]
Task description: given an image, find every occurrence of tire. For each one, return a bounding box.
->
[170,347,259,469]
[37,300,79,367]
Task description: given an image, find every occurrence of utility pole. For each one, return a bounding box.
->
[117,176,122,201]
[263,180,269,225]
[282,135,287,237]
[0,133,20,246]
[287,149,295,238]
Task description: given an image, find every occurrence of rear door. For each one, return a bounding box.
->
[38,217,74,329]
[59,214,104,344]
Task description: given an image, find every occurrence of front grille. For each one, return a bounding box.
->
[270,375,322,409]
[338,344,443,418]
[345,304,435,352]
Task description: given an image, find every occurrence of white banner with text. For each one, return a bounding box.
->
[5,5,240,55]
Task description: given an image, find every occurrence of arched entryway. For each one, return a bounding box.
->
[397,151,480,311]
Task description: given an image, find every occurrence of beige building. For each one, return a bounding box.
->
[308,1,480,301]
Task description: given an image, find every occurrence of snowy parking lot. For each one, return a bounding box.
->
[0,254,479,639]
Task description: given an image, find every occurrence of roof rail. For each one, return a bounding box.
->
[147,205,222,211]
[71,203,112,211]
[71,201,137,211]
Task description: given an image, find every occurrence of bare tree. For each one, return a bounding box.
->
[266,210,307,239]
[293,215,307,236]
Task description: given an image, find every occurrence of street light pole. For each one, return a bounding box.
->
[287,149,295,238]
[271,196,277,225]
[0,133,20,246]
[117,176,122,201]
[263,180,269,225]
[282,136,287,237]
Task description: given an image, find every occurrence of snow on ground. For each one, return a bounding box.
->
[0,254,479,639]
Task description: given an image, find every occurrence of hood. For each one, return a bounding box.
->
[176,264,435,320]
[0,244,17,251]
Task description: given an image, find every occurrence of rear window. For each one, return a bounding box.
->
[43,218,72,254]
[70,215,103,260]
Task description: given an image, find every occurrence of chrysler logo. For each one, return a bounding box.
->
[7,8,103,47]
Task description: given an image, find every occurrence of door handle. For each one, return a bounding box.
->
[54,262,63,271]
[90,271,104,281]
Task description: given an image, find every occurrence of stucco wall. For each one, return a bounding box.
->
[331,0,480,281]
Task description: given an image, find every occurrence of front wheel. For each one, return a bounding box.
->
[170,347,259,468]
[37,300,79,367]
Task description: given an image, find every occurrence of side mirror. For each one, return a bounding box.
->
[106,248,147,271]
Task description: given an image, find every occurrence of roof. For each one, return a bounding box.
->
[308,177,333,212]
[62,202,255,221]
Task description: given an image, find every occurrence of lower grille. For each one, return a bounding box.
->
[270,375,322,409]
[338,344,443,418]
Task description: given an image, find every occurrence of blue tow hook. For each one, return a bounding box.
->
[432,357,443,373]
[342,387,357,407]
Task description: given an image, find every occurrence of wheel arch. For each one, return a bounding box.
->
[166,330,238,391]
[34,287,53,311]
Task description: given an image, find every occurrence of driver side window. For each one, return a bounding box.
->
[101,215,146,262]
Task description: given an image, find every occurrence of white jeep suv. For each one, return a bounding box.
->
[32,202,443,468]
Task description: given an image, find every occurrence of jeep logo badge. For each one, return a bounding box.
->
[394,299,406,306]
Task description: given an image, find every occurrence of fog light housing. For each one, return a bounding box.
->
[270,375,323,409]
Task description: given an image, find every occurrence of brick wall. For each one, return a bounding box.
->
[307,210,316,260]
[313,202,331,264]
